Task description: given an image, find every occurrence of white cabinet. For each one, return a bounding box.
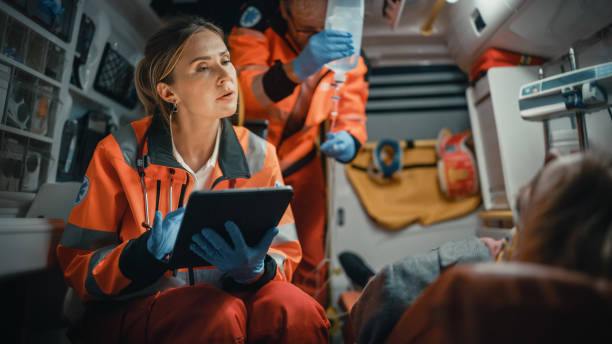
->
[443,0,612,74]
[466,66,545,214]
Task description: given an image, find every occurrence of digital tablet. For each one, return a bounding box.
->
[168,185,294,269]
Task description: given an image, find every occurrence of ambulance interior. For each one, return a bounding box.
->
[0,0,611,342]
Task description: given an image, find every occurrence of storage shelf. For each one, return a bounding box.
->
[0,190,36,201]
[0,55,62,88]
[69,85,137,114]
[0,2,70,51]
[0,124,54,143]
[1,0,146,199]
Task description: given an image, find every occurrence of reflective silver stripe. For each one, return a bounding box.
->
[252,73,273,107]
[272,222,298,244]
[85,245,116,297]
[270,253,286,278]
[176,268,224,288]
[246,131,267,175]
[112,124,139,170]
[60,223,118,250]
[237,65,268,73]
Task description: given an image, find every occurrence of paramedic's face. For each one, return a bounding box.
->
[171,30,237,119]
[283,2,325,50]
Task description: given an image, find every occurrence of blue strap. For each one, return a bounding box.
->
[374,139,402,178]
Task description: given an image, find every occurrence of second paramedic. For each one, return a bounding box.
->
[228,0,369,305]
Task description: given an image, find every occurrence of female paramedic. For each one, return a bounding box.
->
[56,16,329,343]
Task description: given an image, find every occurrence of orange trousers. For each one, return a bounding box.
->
[72,281,330,343]
[286,157,328,306]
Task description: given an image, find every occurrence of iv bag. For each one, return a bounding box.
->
[324,0,365,82]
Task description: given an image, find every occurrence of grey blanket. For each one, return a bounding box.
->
[350,236,492,344]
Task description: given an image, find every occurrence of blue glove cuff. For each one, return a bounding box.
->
[292,57,310,81]
[229,259,265,284]
[337,133,361,163]
[223,255,277,291]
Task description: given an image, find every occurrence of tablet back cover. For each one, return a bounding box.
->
[169,186,293,269]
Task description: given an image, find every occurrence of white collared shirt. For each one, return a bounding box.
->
[170,118,221,191]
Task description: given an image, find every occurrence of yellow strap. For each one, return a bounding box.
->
[421,0,446,36]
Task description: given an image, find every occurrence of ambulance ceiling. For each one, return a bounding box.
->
[115,1,612,72]
[362,0,453,67]
[144,0,452,67]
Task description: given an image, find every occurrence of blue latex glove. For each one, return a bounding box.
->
[293,29,355,80]
[320,131,356,162]
[190,221,279,284]
[146,208,185,261]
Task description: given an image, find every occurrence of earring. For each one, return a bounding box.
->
[172,102,178,113]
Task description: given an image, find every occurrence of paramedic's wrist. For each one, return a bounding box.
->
[222,255,278,291]
[321,131,359,163]
[283,60,303,83]
[228,259,265,284]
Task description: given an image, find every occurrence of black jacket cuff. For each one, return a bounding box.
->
[222,255,277,292]
[262,60,298,102]
[119,230,168,291]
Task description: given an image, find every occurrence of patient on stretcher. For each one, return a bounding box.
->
[348,149,612,344]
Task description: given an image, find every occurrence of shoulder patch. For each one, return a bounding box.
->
[74,176,90,206]
[240,6,262,28]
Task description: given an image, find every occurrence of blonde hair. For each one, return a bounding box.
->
[134,16,224,125]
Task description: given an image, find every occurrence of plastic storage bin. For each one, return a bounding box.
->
[0,133,26,192]
[44,42,65,81]
[3,17,27,64]
[25,30,48,73]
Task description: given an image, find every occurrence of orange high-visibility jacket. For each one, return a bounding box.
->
[57,116,301,302]
[228,1,369,173]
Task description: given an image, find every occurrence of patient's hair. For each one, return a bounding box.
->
[134,16,223,124]
[517,150,612,279]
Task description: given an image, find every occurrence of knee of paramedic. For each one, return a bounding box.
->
[246,281,331,343]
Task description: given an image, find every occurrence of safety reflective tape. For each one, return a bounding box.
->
[60,223,119,250]
[85,244,116,297]
[236,65,269,73]
[273,223,298,244]
[251,73,274,107]
[246,131,267,175]
[269,252,286,277]
[112,124,139,170]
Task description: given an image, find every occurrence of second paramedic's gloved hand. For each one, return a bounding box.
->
[146,208,185,261]
[190,221,279,284]
[321,131,356,163]
[293,29,355,80]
